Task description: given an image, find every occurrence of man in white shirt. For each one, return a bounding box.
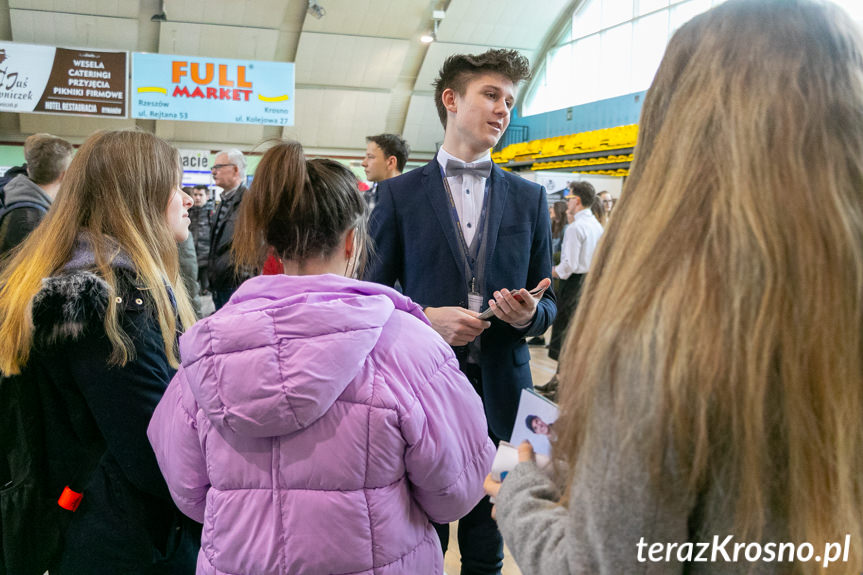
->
[542,181,604,392]
[365,49,556,575]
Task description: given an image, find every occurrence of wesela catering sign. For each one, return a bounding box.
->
[0,42,127,117]
[131,53,294,126]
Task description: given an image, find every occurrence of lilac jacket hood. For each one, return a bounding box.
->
[183,275,410,438]
[149,274,494,575]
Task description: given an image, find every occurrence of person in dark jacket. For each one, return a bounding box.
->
[0,133,73,257]
[0,162,27,190]
[0,129,200,574]
[177,233,202,318]
[208,149,251,309]
[188,185,213,293]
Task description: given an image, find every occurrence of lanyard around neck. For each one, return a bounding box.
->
[441,169,490,291]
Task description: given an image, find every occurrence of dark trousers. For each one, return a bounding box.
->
[211,288,233,310]
[547,273,585,361]
[434,363,504,575]
[197,265,209,292]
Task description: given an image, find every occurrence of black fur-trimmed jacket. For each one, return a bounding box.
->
[26,265,200,574]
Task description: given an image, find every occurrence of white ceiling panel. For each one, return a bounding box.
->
[10,9,138,49]
[8,0,138,18]
[166,0,293,30]
[158,22,279,59]
[283,88,389,149]
[19,112,135,141]
[414,42,535,92]
[301,0,429,39]
[0,0,571,155]
[401,94,443,153]
[295,33,408,89]
[437,0,569,49]
[155,120,266,147]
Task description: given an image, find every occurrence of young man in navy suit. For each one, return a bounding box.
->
[365,49,556,575]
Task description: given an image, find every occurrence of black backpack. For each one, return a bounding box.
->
[0,369,98,575]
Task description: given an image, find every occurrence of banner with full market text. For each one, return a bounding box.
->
[131,53,294,126]
[0,42,127,117]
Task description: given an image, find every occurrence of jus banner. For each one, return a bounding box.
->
[131,53,294,126]
[0,41,127,117]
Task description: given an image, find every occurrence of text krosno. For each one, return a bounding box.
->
[637,535,851,568]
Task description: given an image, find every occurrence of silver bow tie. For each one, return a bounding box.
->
[445,159,492,179]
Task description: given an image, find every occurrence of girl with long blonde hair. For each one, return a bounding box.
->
[485,1,863,573]
[0,130,200,573]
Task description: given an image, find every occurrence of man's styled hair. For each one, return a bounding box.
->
[366,134,410,172]
[432,49,531,128]
[567,181,596,208]
[24,134,73,186]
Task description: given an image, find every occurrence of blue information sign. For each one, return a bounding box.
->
[131,53,294,125]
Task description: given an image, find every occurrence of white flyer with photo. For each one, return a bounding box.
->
[490,388,558,481]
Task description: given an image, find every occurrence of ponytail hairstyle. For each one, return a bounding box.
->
[233,140,368,276]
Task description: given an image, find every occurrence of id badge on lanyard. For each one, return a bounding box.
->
[467,278,483,313]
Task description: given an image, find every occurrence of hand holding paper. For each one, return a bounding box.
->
[485,440,539,518]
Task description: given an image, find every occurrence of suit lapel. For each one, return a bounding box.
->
[423,160,468,287]
[484,164,509,268]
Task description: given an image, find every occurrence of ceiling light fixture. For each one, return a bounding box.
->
[307,0,326,19]
[151,0,167,22]
[421,9,446,44]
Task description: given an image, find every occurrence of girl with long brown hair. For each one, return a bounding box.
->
[0,130,199,573]
[550,199,569,257]
[485,1,863,573]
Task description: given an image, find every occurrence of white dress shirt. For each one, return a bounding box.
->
[436,147,490,246]
[555,208,603,279]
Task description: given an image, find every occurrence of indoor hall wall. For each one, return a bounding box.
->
[516,170,623,197]
[0,145,24,170]
[513,90,645,142]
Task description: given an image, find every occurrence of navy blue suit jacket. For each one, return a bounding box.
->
[365,159,557,440]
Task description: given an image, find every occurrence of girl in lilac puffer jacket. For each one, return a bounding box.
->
[148,140,495,575]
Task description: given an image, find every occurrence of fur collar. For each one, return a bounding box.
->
[30,234,137,349]
[31,270,111,349]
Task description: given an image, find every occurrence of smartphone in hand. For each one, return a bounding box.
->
[477,284,546,320]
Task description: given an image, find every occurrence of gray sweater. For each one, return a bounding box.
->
[495,401,794,574]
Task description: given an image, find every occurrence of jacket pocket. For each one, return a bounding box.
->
[512,344,530,366]
[498,223,530,237]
